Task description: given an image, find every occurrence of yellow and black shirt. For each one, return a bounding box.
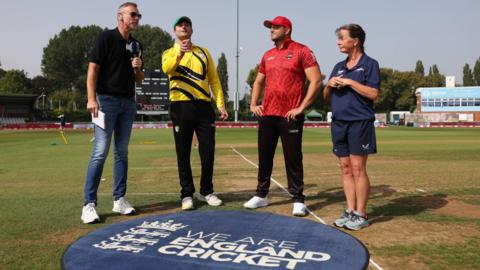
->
[162,43,225,108]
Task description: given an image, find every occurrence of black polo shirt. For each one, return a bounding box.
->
[89,28,142,97]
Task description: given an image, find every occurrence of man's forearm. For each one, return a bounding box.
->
[299,80,322,111]
[86,66,99,102]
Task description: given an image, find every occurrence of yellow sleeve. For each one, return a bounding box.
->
[205,48,225,108]
[161,47,180,75]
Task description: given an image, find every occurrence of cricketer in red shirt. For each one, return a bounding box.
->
[259,38,319,116]
[244,16,322,217]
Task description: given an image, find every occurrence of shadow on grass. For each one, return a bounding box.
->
[99,185,448,226]
[99,200,180,223]
[307,184,397,213]
[368,193,448,225]
[216,184,319,208]
[306,184,448,224]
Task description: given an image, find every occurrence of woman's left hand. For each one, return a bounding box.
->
[335,77,353,88]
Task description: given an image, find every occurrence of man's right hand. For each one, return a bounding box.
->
[87,100,99,118]
[250,105,263,116]
[180,39,192,53]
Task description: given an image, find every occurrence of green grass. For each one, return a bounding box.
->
[375,237,480,270]
[1,127,480,269]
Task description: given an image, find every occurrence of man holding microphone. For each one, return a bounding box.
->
[81,2,144,224]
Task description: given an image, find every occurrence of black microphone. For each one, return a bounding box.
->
[131,40,139,57]
[131,41,139,74]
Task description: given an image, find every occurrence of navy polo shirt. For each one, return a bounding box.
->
[329,54,380,121]
[89,28,142,97]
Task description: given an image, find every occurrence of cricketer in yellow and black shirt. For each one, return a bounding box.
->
[162,43,225,108]
[161,16,227,209]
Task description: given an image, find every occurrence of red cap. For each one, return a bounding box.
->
[264,16,292,30]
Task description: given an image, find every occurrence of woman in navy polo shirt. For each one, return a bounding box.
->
[323,24,380,230]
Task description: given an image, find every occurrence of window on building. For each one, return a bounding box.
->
[454,99,460,106]
[442,99,448,107]
[447,98,455,106]
[468,98,475,106]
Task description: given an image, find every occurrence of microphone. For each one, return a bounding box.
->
[131,41,139,74]
[131,40,139,57]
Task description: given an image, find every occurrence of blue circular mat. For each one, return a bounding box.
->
[63,210,368,270]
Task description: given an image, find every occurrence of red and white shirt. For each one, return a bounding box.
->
[259,39,318,116]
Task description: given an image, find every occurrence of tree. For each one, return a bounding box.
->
[216,53,229,101]
[42,25,103,89]
[246,64,259,88]
[238,92,253,120]
[0,60,5,79]
[0,70,32,94]
[473,57,480,86]
[463,63,475,86]
[415,60,424,76]
[31,75,54,95]
[133,24,174,69]
[375,68,426,112]
[425,65,445,87]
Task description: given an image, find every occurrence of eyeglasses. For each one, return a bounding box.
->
[124,12,142,19]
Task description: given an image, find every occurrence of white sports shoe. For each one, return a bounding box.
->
[292,202,307,217]
[81,203,100,224]
[182,197,194,210]
[112,197,135,215]
[196,193,222,206]
[243,196,268,209]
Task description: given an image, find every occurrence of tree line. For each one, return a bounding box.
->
[0,24,479,120]
[0,25,233,120]
[240,58,480,117]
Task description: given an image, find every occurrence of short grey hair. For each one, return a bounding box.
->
[118,2,137,13]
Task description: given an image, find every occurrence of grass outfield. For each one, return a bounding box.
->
[1,126,480,269]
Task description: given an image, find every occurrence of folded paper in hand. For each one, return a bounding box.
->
[91,111,105,129]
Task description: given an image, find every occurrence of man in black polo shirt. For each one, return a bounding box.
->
[81,2,144,224]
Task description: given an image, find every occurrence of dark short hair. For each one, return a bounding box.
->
[335,24,366,52]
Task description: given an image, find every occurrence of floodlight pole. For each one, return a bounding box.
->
[234,0,240,122]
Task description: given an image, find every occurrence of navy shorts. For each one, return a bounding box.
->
[331,120,377,157]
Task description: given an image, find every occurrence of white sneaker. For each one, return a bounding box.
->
[243,196,268,209]
[81,203,100,224]
[196,193,222,206]
[292,202,307,217]
[182,197,194,210]
[112,197,135,215]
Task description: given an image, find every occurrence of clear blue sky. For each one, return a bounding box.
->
[1,0,479,100]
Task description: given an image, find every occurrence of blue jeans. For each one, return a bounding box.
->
[83,94,136,205]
